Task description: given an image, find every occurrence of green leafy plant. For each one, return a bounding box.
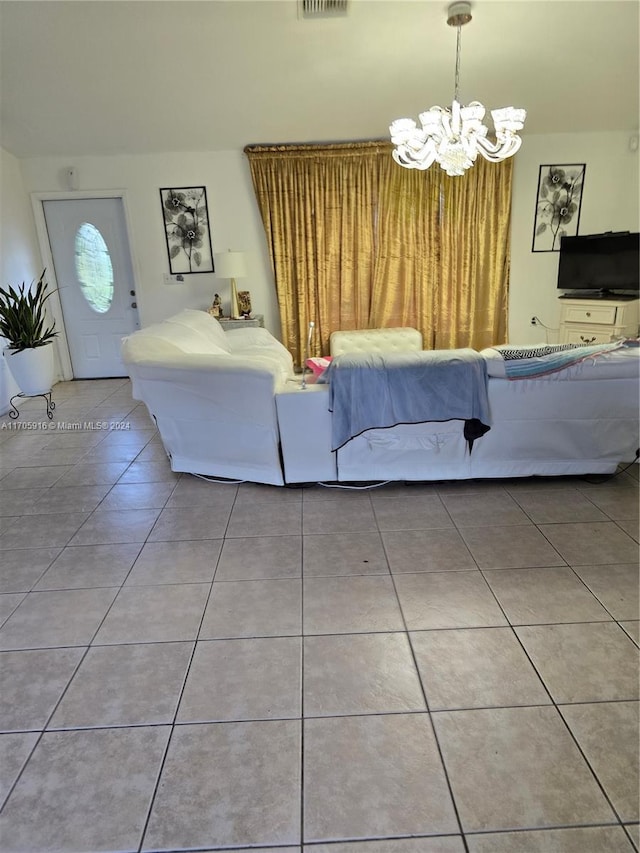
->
[0,270,58,352]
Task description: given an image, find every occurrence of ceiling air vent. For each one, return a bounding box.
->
[300,0,348,19]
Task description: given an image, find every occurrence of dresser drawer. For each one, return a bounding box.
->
[561,304,617,325]
[563,328,615,345]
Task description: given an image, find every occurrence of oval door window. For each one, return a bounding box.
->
[74,223,114,313]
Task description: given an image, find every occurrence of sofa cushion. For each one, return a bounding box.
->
[163,308,231,353]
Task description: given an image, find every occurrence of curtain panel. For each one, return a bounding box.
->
[245,141,512,365]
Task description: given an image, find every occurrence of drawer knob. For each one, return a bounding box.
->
[586,312,591,317]
[580,335,596,344]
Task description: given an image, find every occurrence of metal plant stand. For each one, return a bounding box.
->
[9,391,56,420]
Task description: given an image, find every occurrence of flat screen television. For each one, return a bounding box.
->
[557,231,639,298]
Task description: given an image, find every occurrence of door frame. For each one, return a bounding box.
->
[31,190,141,381]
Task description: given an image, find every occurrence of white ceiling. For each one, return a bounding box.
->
[1,0,638,159]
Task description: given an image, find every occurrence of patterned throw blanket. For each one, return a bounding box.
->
[493,340,632,379]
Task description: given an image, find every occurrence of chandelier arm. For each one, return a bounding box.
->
[392,147,437,171]
[474,133,523,161]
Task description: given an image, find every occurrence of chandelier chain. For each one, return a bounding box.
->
[454,25,462,104]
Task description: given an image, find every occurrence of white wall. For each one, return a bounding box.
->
[510,131,639,343]
[0,147,45,412]
[0,148,44,287]
[19,152,281,338]
[15,132,640,368]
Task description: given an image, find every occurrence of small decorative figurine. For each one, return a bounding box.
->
[209,293,223,318]
[238,290,252,318]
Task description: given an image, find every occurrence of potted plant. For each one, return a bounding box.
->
[0,271,58,396]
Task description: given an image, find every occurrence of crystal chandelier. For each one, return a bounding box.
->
[389,1,526,177]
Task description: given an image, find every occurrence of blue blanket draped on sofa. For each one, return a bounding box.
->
[318,348,491,451]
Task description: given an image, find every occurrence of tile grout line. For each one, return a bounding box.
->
[429,515,636,839]
[0,523,149,802]
[5,698,638,736]
[135,476,240,853]
[0,385,637,848]
[0,433,174,823]
[377,516,471,853]
[477,561,632,832]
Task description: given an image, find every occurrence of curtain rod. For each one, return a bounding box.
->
[244,140,392,156]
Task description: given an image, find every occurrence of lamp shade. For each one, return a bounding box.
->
[215,251,246,279]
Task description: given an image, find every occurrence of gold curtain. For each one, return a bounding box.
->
[368,153,441,346]
[371,155,512,350]
[436,157,513,350]
[245,141,513,364]
[245,141,387,366]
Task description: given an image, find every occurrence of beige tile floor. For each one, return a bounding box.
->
[0,378,638,852]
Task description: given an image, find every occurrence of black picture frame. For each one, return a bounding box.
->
[531,164,586,252]
[160,186,214,274]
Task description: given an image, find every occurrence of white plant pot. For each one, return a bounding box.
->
[6,344,55,396]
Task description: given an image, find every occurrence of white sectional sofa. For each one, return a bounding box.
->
[122,311,640,486]
[121,309,294,486]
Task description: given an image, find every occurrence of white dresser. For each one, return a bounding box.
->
[558,298,639,344]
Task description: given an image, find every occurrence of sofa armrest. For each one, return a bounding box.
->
[123,352,287,486]
[125,356,288,446]
[125,351,283,383]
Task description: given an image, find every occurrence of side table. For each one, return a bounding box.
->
[218,315,264,331]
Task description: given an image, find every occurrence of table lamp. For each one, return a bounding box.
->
[215,251,247,319]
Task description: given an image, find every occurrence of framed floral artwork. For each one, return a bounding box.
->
[531,164,586,252]
[160,186,214,273]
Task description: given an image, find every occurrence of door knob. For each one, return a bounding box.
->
[131,302,137,308]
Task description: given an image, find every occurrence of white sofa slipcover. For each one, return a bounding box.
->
[277,335,640,483]
[278,327,425,483]
[123,315,639,486]
[122,309,294,486]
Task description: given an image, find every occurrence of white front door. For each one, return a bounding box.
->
[42,198,139,378]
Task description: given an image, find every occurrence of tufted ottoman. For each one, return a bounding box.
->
[329,327,423,356]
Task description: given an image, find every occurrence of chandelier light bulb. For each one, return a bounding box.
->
[390,2,526,176]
